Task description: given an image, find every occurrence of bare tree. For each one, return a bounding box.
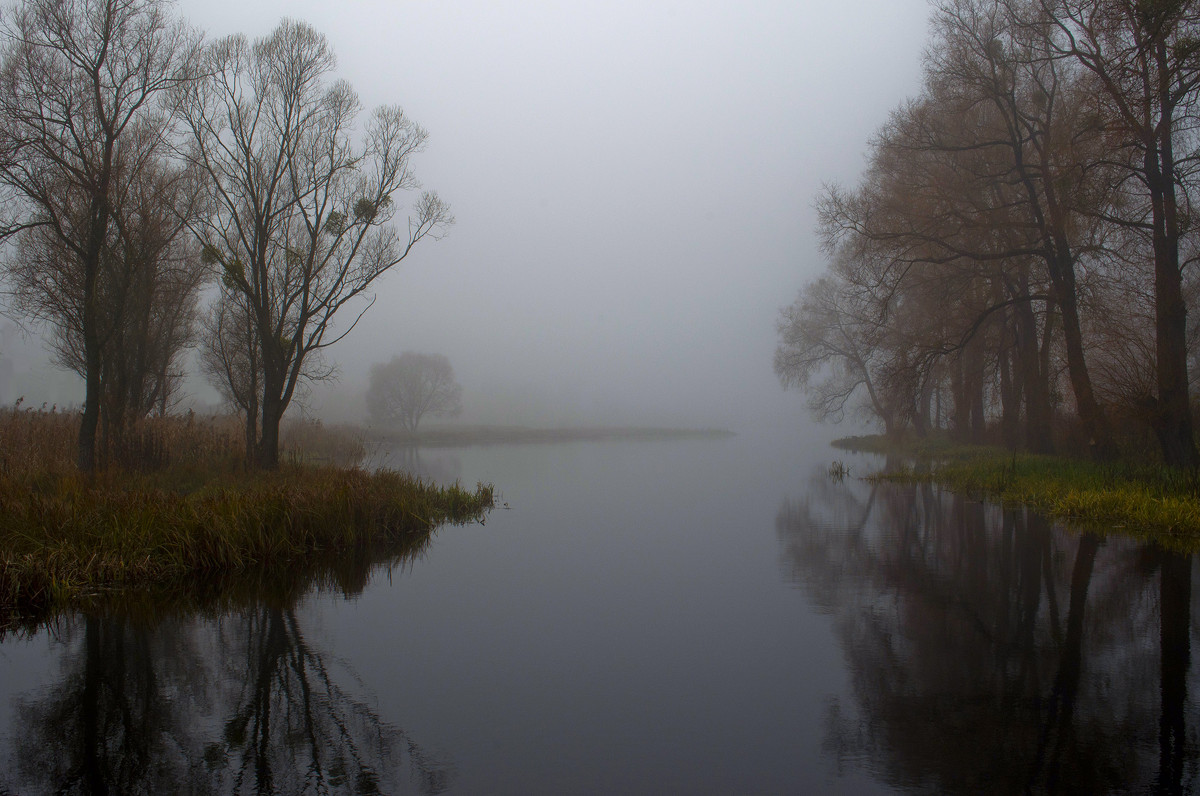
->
[780,0,1200,463]
[9,131,208,446]
[775,262,900,435]
[813,1,1156,454]
[102,154,208,422]
[0,0,196,471]
[818,90,1059,449]
[179,19,452,468]
[929,0,1121,456]
[366,352,463,432]
[1043,0,1200,466]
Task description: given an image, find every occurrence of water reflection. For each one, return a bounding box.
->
[10,615,202,794]
[376,445,462,485]
[1,544,452,794]
[779,468,1200,794]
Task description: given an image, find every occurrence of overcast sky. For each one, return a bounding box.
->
[1,0,932,432]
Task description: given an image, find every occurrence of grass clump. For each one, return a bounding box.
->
[0,404,493,623]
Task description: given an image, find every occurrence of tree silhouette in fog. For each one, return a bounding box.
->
[367,352,463,433]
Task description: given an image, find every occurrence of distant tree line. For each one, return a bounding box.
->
[0,0,451,470]
[777,0,1200,466]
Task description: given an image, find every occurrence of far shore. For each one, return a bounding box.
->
[368,424,736,448]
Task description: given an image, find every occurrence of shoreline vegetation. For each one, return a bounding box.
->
[370,424,736,448]
[0,407,493,626]
[832,434,1200,547]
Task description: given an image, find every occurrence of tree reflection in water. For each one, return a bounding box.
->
[378,446,462,486]
[1,548,451,795]
[8,615,203,794]
[779,467,1199,794]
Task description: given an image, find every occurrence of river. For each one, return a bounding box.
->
[0,430,1195,794]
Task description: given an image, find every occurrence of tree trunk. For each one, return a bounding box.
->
[256,396,282,469]
[965,333,987,444]
[1013,272,1054,454]
[1147,42,1198,468]
[912,374,933,439]
[951,353,970,442]
[77,188,110,474]
[252,307,285,469]
[1149,198,1197,467]
[1047,247,1117,459]
[79,342,102,473]
[999,314,1022,451]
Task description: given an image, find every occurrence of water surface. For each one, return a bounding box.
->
[0,433,1195,793]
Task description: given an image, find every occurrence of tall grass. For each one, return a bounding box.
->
[0,403,493,624]
[0,402,371,473]
[280,417,367,467]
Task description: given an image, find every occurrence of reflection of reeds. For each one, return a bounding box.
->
[0,403,494,623]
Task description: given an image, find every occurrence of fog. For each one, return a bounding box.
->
[0,0,931,433]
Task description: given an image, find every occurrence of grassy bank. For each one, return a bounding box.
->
[833,434,1200,543]
[0,406,493,622]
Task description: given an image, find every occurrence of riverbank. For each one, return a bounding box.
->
[0,408,493,623]
[371,424,736,447]
[0,466,493,622]
[833,434,1200,544]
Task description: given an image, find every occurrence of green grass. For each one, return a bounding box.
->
[839,434,1200,549]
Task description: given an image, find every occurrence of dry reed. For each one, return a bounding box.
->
[0,403,494,624]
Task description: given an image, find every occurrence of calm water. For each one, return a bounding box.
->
[0,432,1196,794]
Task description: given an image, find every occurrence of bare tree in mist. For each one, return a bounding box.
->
[367,351,463,432]
[179,19,452,468]
[0,0,196,471]
[10,134,208,447]
[781,0,1200,464]
[1042,0,1200,466]
[926,0,1122,456]
[775,271,897,435]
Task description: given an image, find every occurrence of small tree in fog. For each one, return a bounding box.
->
[366,352,462,432]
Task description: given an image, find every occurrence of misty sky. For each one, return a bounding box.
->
[0,0,931,431]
